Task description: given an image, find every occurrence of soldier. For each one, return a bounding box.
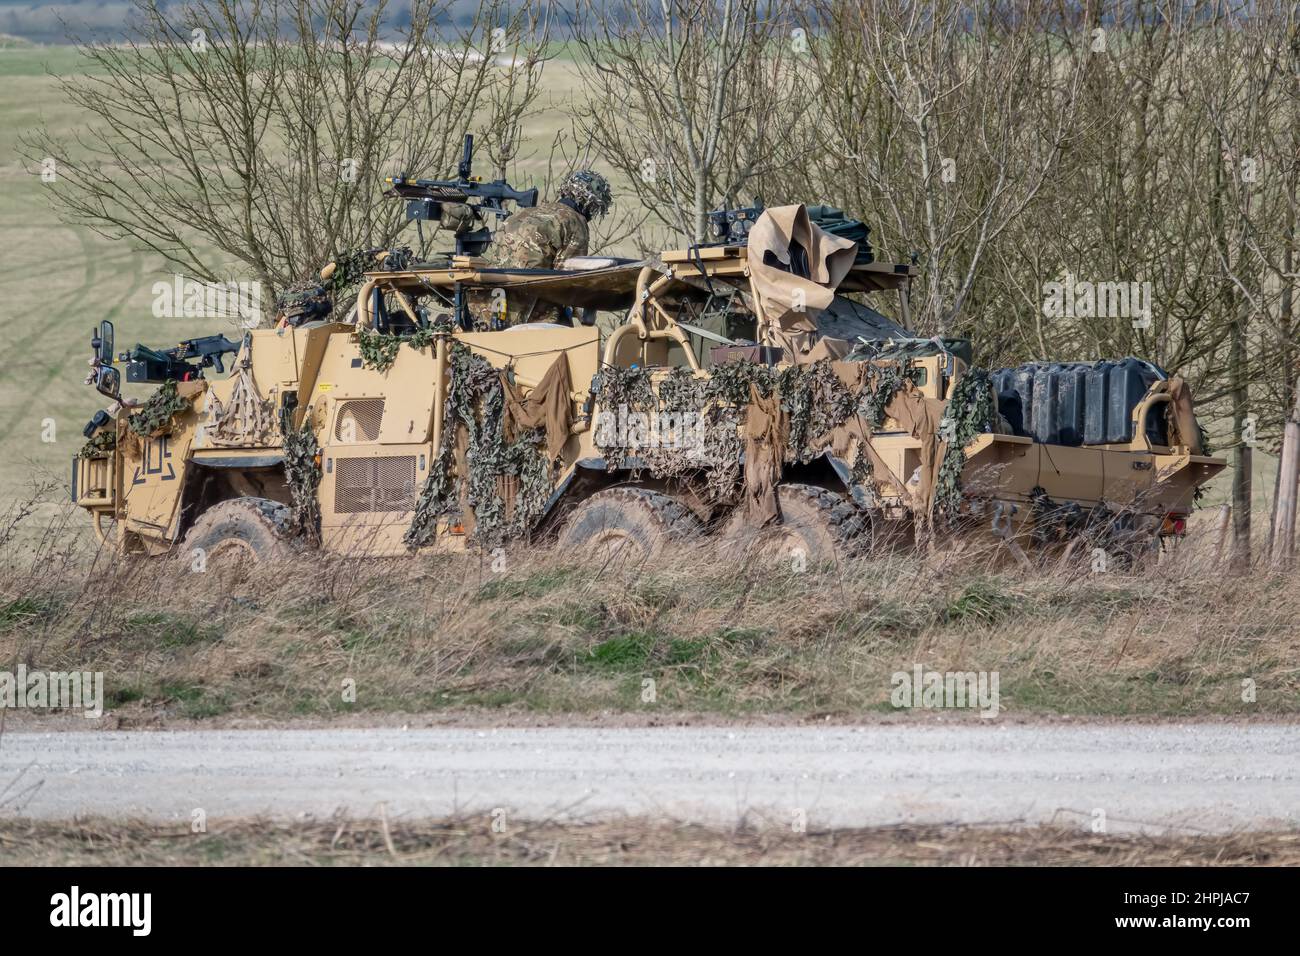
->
[463,169,613,328]
[489,169,613,270]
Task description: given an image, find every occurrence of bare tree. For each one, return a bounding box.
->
[789,0,1085,337]
[568,0,805,245]
[23,0,549,316]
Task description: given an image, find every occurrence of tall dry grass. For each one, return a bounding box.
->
[3,815,1298,866]
[0,488,1296,721]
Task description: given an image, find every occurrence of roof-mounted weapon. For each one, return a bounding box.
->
[385,134,538,258]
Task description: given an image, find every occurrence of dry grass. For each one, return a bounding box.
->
[1,815,1297,866]
[0,488,1296,722]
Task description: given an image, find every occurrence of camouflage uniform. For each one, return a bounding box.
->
[468,170,612,328]
[488,201,590,269]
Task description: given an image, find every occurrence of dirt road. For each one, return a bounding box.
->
[2,723,1295,833]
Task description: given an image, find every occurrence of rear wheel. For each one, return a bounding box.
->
[179,497,292,571]
[721,483,865,564]
[558,487,702,564]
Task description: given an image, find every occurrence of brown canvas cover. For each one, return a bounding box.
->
[1165,376,1204,454]
[741,383,788,526]
[747,204,859,363]
[501,351,575,463]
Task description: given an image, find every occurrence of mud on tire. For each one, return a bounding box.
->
[558,487,702,563]
[722,483,866,564]
[179,497,293,569]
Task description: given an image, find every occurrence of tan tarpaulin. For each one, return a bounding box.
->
[1165,376,1204,454]
[501,351,574,463]
[882,384,948,517]
[747,204,859,364]
[742,383,788,525]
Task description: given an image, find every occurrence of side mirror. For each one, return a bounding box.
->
[99,320,114,362]
[95,366,121,402]
[91,320,114,364]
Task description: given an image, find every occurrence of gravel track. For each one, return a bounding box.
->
[2,723,1296,833]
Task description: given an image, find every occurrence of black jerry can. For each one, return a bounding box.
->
[1057,365,1088,446]
[1031,365,1061,444]
[1083,361,1113,445]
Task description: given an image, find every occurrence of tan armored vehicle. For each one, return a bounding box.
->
[72,200,1224,567]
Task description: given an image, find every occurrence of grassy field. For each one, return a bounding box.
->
[0,43,1277,518]
[1,490,1295,722]
[0,45,639,516]
[2,815,1297,866]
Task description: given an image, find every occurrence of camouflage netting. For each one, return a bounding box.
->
[77,429,116,459]
[591,359,922,505]
[127,381,189,437]
[779,362,856,463]
[357,314,455,372]
[590,357,993,526]
[405,344,555,551]
[933,368,997,525]
[326,248,381,295]
[276,280,333,325]
[279,404,321,542]
[858,364,918,429]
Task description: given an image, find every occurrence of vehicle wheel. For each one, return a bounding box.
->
[179,497,293,570]
[557,487,702,563]
[721,483,865,564]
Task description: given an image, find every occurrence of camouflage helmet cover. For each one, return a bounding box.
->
[558,169,613,218]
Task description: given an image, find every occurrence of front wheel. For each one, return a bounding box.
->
[179,497,293,571]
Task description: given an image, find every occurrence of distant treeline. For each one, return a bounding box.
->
[0,0,533,44]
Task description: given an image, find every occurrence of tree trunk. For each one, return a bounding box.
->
[1229,305,1253,569]
[1272,416,1300,567]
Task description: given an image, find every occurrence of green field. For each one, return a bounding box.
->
[0,44,1275,517]
[0,47,597,515]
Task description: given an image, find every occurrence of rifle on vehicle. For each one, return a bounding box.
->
[119,334,242,384]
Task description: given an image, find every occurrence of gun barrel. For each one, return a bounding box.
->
[458,134,473,181]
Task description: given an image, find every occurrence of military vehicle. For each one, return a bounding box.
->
[71,162,1224,567]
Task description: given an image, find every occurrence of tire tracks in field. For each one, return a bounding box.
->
[0,204,144,446]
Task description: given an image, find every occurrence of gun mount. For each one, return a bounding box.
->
[385,134,539,258]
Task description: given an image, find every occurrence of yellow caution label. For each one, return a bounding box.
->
[318,383,334,392]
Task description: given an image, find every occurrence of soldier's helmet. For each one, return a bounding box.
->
[558,169,613,219]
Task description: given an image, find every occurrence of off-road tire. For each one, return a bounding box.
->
[179,497,292,569]
[558,487,702,563]
[722,483,866,564]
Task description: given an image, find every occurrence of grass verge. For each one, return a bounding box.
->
[0,816,1296,866]
[1,497,1296,721]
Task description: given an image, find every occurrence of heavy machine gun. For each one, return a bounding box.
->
[385,134,538,257]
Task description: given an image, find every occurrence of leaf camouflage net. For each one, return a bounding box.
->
[279,403,321,542]
[127,380,189,437]
[356,326,440,372]
[589,358,955,516]
[933,368,997,525]
[405,344,554,551]
[858,363,919,428]
[77,429,116,459]
[777,362,856,462]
